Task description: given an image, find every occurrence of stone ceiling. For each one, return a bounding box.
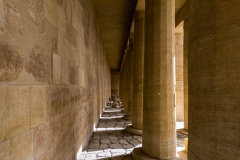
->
[93,0,187,69]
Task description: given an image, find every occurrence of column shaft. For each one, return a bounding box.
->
[142,0,176,159]
[188,0,240,159]
[132,11,144,130]
[127,39,134,117]
[183,18,188,130]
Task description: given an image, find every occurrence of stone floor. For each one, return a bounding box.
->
[78,108,188,160]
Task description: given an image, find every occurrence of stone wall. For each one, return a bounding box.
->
[111,70,119,97]
[175,33,184,121]
[0,0,111,159]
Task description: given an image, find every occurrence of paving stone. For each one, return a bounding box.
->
[101,139,111,144]
[111,140,119,144]
[99,144,109,150]
[119,139,129,145]
[129,140,140,146]
[122,144,134,149]
[109,144,123,149]
[79,108,188,159]
[108,135,118,140]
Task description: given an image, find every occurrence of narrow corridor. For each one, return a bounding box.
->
[79,108,188,160]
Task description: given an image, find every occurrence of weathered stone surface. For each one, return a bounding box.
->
[43,0,58,28]
[25,45,51,83]
[61,57,69,84]
[58,31,65,56]
[79,67,85,86]
[11,130,33,160]
[31,85,48,128]
[66,22,77,47]
[47,85,62,118]
[0,140,10,160]
[5,86,31,139]
[69,64,78,85]
[26,1,41,25]
[52,53,62,84]
[58,6,66,36]
[34,122,52,158]
[0,86,6,142]
[0,40,23,82]
[5,4,23,34]
[0,1,5,23]
[52,38,58,54]
[0,22,6,34]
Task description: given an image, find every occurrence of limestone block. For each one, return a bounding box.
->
[69,63,78,85]
[0,1,5,23]
[0,22,6,34]
[5,86,31,139]
[0,40,24,82]
[47,85,62,118]
[52,38,58,54]
[5,4,23,34]
[0,140,10,160]
[66,0,71,22]
[52,53,62,84]
[66,22,77,47]
[65,38,71,60]
[78,67,84,86]
[31,85,48,128]
[58,31,65,57]
[0,86,6,141]
[43,0,58,28]
[58,6,66,36]
[26,1,42,25]
[33,122,52,158]
[62,87,70,112]
[25,45,51,83]
[11,130,33,160]
[61,57,69,85]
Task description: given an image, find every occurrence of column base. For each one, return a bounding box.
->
[123,115,132,120]
[125,125,142,136]
[132,147,180,160]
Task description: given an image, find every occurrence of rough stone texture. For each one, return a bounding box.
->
[5,3,23,34]
[43,0,58,28]
[11,130,33,160]
[0,140,10,160]
[5,86,31,139]
[175,33,184,122]
[0,40,23,82]
[188,0,240,159]
[143,0,176,159]
[0,86,6,142]
[0,0,111,159]
[52,53,62,84]
[25,45,51,83]
[31,85,48,128]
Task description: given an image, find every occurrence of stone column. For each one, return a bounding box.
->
[188,1,240,159]
[132,0,176,159]
[125,10,145,135]
[123,54,128,112]
[123,39,134,120]
[183,18,188,130]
